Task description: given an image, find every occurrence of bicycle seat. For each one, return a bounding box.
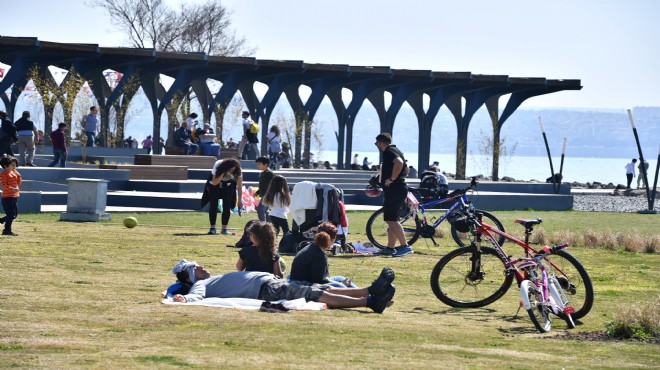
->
[514,219,543,229]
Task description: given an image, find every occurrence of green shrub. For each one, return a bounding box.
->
[605,296,660,340]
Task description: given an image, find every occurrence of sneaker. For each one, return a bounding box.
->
[373,248,396,256]
[259,301,290,313]
[367,284,396,314]
[221,229,236,235]
[207,228,216,235]
[368,267,396,296]
[392,245,414,257]
[2,230,18,236]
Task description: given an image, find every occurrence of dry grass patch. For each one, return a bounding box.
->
[618,229,645,252]
[644,235,660,253]
[605,296,660,341]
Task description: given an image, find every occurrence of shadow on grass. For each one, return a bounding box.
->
[173,232,213,236]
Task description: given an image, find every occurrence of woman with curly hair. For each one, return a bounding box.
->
[236,221,284,278]
[206,158,243,235]
[261,175,290,236]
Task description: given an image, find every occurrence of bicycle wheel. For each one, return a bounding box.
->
[521,280,552,333]
[451,210,506,248]
[430,245,514,308]
[545,249,593,320]
[365,206,421,249]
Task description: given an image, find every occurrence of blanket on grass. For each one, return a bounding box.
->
[161,297,326,311]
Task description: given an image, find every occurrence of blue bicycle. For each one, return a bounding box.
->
[365,178,506,249]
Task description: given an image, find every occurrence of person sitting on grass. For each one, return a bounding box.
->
[170,259,396,313]
[289,222,356,288]
[236,221,284,278]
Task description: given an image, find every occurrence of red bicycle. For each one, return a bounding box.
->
[430,211,594,320]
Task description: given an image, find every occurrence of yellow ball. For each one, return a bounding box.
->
[123,217,138,228]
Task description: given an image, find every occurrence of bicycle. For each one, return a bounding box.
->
[430,212,594,320]
[516,245,576,332]
[365,178,506,249]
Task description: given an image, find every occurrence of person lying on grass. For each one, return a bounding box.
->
[170,259,396,313]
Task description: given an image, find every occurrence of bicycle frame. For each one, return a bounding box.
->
[408,190,471,230]
[470,219,572,285]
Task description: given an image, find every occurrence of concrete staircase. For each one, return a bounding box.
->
[19,151,573,213]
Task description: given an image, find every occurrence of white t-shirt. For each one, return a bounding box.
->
[267,193,289,219]
[242,118,250,134]
[625,162,636,175]
[353,155,360,165]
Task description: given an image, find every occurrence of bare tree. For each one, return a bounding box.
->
[89,0,253,56]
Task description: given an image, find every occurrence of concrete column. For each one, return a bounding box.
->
[60,178,112,222]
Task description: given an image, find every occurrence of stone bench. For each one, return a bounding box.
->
[134,154,217,169]
[98,164,188,180]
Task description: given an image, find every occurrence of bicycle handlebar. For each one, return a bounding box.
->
[446,177,478,198]
[533,244,569,261]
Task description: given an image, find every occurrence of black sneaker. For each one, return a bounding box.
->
[259,301,290,313]
[368,267,395,296]
[2,230,18,236]
[367,284,396,314]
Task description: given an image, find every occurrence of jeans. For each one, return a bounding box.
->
[269,215,289,236]
[17,136,35,165]
[1,197,18,232]
[181,142,198,155]
[256,201,269,221]
[86,132,96,147]
[48,149,67,167]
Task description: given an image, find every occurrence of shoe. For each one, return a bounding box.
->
[367,284,396,314]
[2,230,18,236]
[259,301,290,313]
[207,228,216,235]
[221,229,236,235]
[26,163,37,167]
[392,245,414,257]
[373,248,396,256]
[368,267,396,296]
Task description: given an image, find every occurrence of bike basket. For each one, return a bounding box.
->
[447,209,470,233]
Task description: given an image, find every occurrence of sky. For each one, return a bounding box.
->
[1,0,659,110]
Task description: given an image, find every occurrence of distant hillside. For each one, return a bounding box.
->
[310,105,660,158]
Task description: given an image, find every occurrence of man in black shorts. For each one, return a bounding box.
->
[169,259,396,313]
[373,133,414,257]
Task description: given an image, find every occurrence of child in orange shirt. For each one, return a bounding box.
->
[0,154,22,236]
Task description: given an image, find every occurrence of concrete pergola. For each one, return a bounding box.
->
[0,36,581,178]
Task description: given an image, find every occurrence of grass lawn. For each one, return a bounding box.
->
[0,210,658,369]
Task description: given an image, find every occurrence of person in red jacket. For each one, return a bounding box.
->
[0,154,22,236]
[48,123,68,168]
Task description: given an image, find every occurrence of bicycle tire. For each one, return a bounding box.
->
[546,249,594,320]
[450,210,506,248]
[365,206,421,249]
[430,245,514,308]
[521,280,552,333]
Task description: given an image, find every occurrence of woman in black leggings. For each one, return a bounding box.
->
[207,158,243,235]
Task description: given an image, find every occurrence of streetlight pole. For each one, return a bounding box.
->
[627,109,655,213]
[539,117,557,193]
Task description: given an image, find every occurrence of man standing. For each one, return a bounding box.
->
[0,111,17,157]
[373,133,413,257]
[13,111,38,166]
[625,158,637,189]
[48,123,68,168]
[637,159,650,189]
[82,106,99,147]
[237,111,251,159]
[173,121,198,155]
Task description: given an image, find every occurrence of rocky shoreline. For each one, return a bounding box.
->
[464,174,659,213]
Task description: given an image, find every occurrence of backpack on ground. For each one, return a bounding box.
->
[249,120,260,134]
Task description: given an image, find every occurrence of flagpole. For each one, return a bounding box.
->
[627,109,654,213]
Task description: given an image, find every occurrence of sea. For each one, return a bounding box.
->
[313,151,657,186]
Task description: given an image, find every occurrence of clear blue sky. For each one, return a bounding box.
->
[2,0,659,109]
